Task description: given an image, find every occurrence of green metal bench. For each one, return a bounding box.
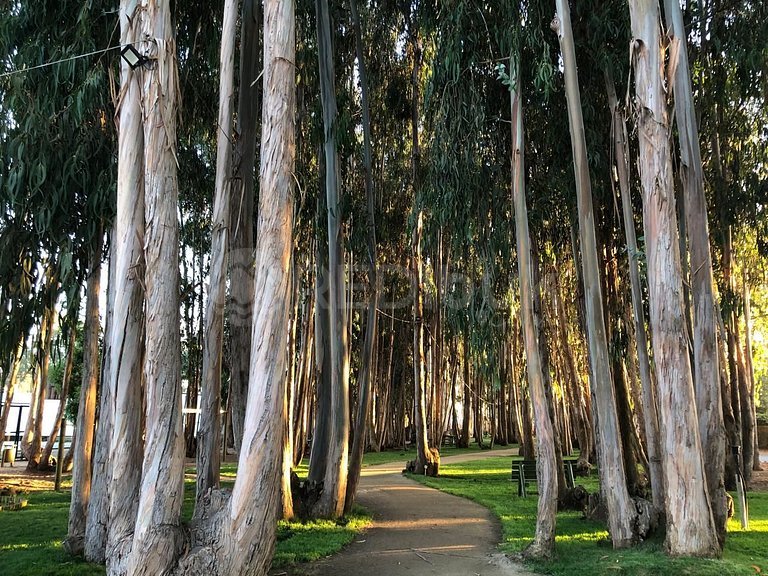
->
[511,458,578,497]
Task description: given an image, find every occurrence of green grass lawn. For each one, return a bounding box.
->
[408,455,767,576]
[0,442,491,575]
[4,444,761,576]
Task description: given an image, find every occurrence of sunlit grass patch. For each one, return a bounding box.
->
[408,456,768,576]
[273,508,372,567]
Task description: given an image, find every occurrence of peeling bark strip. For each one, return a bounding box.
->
[627,0,719,557]
[509,56,557,560]
[553,0,637,547]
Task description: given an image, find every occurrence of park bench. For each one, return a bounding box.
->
[511,458,578,497]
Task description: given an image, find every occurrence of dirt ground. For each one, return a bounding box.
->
[0,461,62,492]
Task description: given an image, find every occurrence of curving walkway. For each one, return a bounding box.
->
[277,449,535,576]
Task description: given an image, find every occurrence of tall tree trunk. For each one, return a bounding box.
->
[345,0,379,513]
[196,0,237,505]
[228,0,261,455]
[84,231,116,563]
[605,69,663,510]
[64,238,103,555]
[533,258,567,501]
[179,3,295,569]
[105,3,146,572]
[125,1,186,572]
[664,0,728,543]
[460,328,471,448]
[313,0,350,518]
[628,0,719,556]
[553,3,637,546]
[553,268,592,469]
[510,56,557,559]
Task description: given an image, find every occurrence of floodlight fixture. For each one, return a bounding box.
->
[120,44,148,70]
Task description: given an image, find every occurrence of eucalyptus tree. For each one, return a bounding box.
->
[65,235,102,554]
[508,53,558,560]
[229,0,262,454]
[344,0,380,513]
[0,0,115,476]
[663,0,728,541]
[101,1,146,569]
[313,0,351,517]
[196,0,238,503]
[605,70,663,511]
[552,0,637,546]
[696,0,768,488]
[627,0,719,557]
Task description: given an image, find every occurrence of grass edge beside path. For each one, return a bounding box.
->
[407,455,767,576]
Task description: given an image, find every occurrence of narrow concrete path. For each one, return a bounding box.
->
[279,449,535,576]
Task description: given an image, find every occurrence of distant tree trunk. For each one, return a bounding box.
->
[459,327,471,448]
[510,56,557,559]
[345,0,379,513]
[228,0,261,454]
[313,0,350,518]
[553,2,637,546]
[552,268,592,468]
[40,327,76,471]
[24,297,53,470]
[196,0,238,505]
[104,3,146,572]
[64,238,102,555]
[743,272,760,473]
[308,229,331,483]
[84,232,116,563]
[533,258,567,501]
[628,0,719,556]
[0,339,23,444]
[605,69,663,510]
[412,211,436,474]
[664,0,728,543]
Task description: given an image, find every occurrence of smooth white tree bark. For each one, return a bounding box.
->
[177,1,296,572]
